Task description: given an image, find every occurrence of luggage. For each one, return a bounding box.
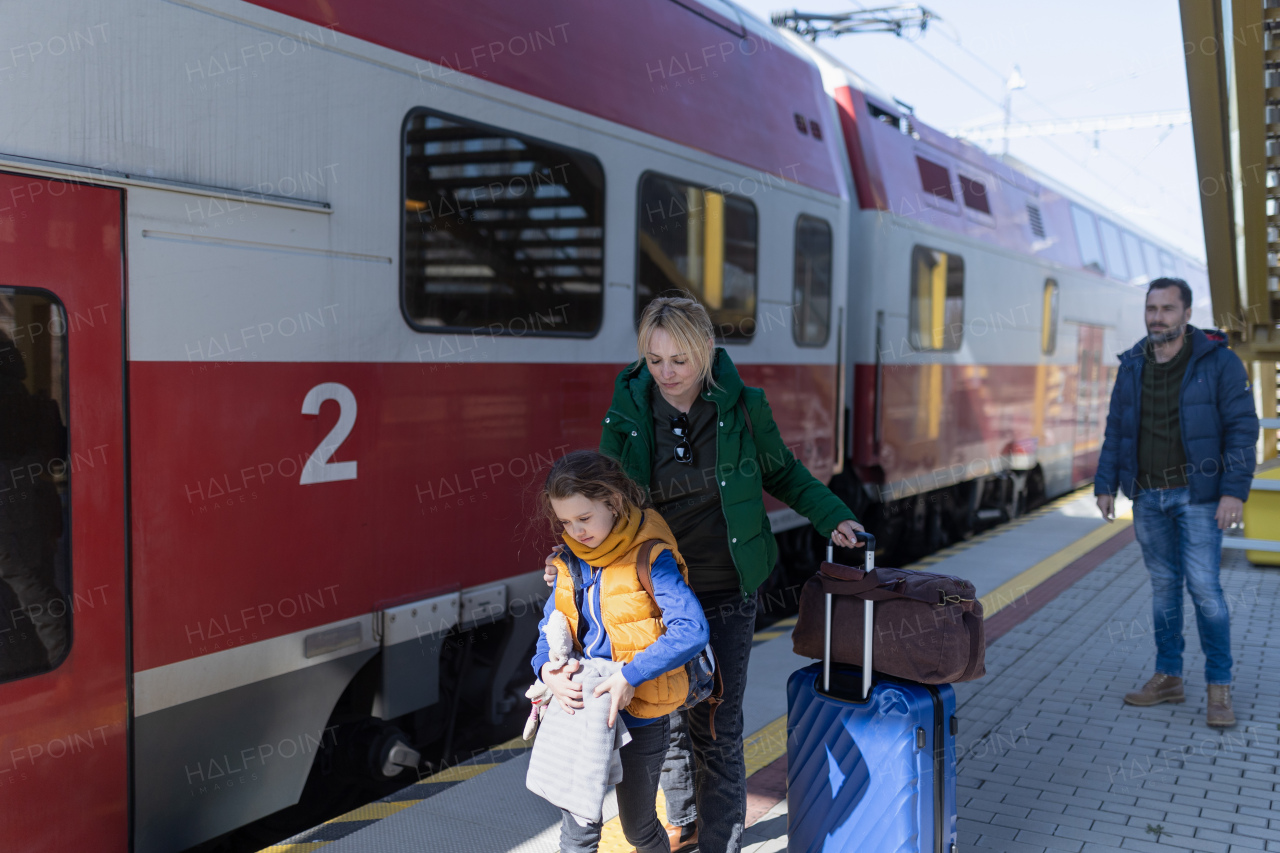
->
[792,545,985,684]
[786,533,959,853]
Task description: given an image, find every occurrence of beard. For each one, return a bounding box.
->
[1147,323,1184,345]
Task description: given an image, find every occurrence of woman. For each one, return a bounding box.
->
[547,296,863,853]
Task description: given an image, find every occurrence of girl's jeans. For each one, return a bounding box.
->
[558,715,671,853]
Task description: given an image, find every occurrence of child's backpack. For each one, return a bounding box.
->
[635,540,724,739]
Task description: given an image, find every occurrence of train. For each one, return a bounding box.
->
[0,1,1209,851]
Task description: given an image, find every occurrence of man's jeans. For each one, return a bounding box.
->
[662,589,757,853]
[1131,487,1233,684]
[558,715,671,853]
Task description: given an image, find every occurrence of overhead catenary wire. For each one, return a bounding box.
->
[900,38,1156,214]
[885,13,1184,203]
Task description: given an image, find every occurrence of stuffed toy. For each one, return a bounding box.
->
[523,609,575,740]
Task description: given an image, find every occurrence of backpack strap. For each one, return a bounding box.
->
[634,540,659,604]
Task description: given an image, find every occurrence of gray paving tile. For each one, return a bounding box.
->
[950,542,1280,852]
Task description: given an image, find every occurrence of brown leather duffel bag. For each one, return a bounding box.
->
[792,552,986,684]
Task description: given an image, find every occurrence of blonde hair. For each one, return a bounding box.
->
[636,296,718,390]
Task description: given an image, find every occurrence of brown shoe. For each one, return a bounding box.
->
[1123,673,1185,706]
[656,822,696,853]
[1207,685,1236,727]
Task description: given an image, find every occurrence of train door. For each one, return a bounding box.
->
[1072,324,1107,484]
[0,174,128,852]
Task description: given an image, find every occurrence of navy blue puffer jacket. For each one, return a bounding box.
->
[1095,326,1258,503]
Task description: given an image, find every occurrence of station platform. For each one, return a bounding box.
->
[262,488,1280,853]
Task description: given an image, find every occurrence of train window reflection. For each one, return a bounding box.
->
[1122,230,1148,283]
[1098,219,1129,281]
[1042,279,1059,355]
[793,216,832,347]
[1142,241,1162,282]
[0,290,71,683]
[1071,205,1105,275]
[401,108,605,336]
[636,173,758,341]
[909,246,964,352]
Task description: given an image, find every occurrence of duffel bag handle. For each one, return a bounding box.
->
[823,531,876,699]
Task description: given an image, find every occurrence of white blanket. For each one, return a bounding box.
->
[525,658,632,826]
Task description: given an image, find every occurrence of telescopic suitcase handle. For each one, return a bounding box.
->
[823,531,876,699]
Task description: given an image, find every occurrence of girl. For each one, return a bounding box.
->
[532,449,710,853]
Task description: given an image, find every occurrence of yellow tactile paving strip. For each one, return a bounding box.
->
[901,485,1097,572]
[750,614,797,643]
[259,736,532,852]
[981,513,1133,618]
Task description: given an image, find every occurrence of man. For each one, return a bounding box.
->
[1095,278,1257,728]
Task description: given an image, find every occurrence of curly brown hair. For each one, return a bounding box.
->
[538,449,649,534]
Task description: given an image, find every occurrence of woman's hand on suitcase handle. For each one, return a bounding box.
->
[832,519,866,549]
[593,670,636,728]
[543,545,566,586]
[542,659,584,714]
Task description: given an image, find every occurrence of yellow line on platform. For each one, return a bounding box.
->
[980,513,1133,618]
[417,762,496,784]
[743,715,789,776]
[260,844,329,853]
[329,801,416,822]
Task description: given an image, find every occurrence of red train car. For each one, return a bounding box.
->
[0,2,1205,851]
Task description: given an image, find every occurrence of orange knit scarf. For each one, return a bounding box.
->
[562,507,643,567]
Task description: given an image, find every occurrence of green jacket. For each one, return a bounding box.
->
[599,348,857,594]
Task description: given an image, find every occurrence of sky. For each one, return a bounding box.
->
[731,0,1206,260]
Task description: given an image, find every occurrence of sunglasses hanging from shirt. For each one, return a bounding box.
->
[669,413,693,465]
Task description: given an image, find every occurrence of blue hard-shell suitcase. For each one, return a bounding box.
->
[786,534,959,853]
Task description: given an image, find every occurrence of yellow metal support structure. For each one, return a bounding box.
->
[1180,0,1275,353]
[1182,0,1279,466]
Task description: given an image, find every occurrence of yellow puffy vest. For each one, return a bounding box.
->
[552,512,691,719]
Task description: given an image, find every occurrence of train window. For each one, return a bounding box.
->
[909,246,964,352]
[1097,219,1129,281]
[1070,205,1105,274]
[1159,250,1177,277]
[1142,241,1162,281]
[916,157,954,201]
[401,108,605,336]
[1122,230,1148,283]
[1042,279,1059,355]
[793,216,832,347]
[959,175,990,214]
[0,290,71,684]
[636,173,758,340]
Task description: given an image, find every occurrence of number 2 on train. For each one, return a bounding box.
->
[300,382,358,485]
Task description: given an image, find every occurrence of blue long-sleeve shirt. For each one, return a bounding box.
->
[531,549,710,727]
